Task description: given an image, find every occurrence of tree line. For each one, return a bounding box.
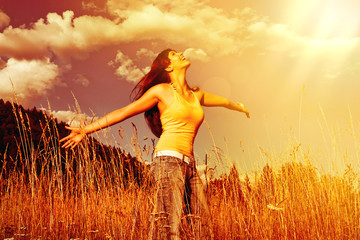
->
[0,99,146,186]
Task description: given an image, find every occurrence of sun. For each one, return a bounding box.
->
[285,0,360,38]
[313,1,360,37]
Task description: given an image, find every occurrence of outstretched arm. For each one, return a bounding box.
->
[197,89,250,118]
[60,86,162,149]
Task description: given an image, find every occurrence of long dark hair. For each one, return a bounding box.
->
[130,49,173,137]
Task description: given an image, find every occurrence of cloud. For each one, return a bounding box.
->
[0,11,120,60]
[108,51,144,83]
[73,73,90,87]
[106,0,360,65]
[40,108,98,127]
[81,1,106,14]
[247,19,360,80]
[0,0,359,100]
[323,71,341,80]
[248,21,360,57]
[0,11,10,30]
[0,0,359,64]
[184,48,210,62]
[136,48,157,60]
[0,58,59,106]
[114,3,249,56]
[142,66,151,74]
[0,2,253,61]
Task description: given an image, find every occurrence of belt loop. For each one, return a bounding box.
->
[179,158,183,166]
[182,155,187,165]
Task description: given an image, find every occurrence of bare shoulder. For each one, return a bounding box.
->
[144,83,172,97]
[147,83,173,107]
[150,83,172,93]
[192,87,205,101]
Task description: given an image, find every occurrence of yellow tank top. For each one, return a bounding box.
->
[155,84,204,157]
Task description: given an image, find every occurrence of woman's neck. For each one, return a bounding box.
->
[169,69,190,92]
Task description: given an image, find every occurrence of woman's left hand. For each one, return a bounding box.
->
[60,126,86,149]
[237,102,250,118]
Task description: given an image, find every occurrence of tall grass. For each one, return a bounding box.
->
[1,102,360,239]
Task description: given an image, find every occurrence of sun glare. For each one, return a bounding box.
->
[313,2,360,38]
[286,0,360,38]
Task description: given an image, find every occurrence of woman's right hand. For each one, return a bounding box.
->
[60,126,86,149]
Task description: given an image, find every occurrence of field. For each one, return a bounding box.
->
[1,103,360,239]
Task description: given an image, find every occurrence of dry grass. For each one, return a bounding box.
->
[1,104,360,239]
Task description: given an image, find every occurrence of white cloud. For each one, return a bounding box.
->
[114,4,247,56]
[248,20,360,56]
[0,2,252,61]
[106,0,360,66]
[324,72,340,79]
[142,66,151,74]
[0,0,359,99]
[81,1,106,13]
[247,19,360,79]
[136,48,157,60]
[109,51,144,83]
[0,0,359,64]
[0,11,10,30]
[40,108,98,127]
[0,58,59,106]
[0,11,120,60]
[73,73,90,87]
[184,48,210,62]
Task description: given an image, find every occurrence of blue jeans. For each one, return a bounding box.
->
[149,156,213,240]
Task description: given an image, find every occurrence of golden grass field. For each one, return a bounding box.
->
[1,104,360,239]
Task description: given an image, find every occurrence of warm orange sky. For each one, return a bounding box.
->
[1,0,360,174]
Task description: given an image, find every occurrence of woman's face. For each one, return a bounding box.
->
[167,50,190,70]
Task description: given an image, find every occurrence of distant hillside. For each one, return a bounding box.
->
[0,99,146,185]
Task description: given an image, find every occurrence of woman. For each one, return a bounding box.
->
[60,49,250,239]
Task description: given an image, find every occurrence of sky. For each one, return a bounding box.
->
[1,0,360,175]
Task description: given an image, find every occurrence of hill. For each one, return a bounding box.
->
[0,99,146,185]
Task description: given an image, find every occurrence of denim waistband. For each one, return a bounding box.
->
[153,150,192,164]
